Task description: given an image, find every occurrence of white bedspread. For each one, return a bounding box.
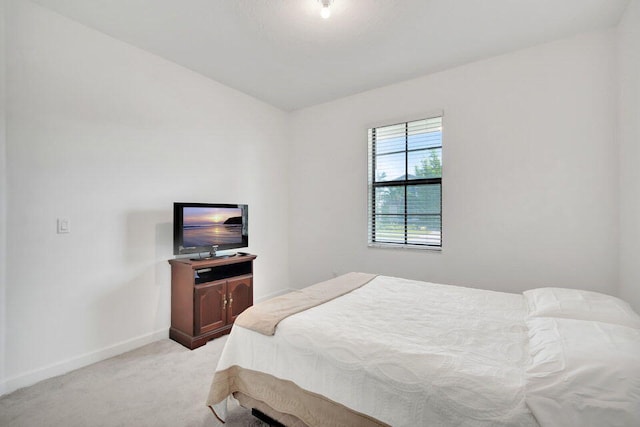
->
[525,317,640,427]
[214,275,539,426]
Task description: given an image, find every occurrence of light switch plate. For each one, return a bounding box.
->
[57,217,70,234]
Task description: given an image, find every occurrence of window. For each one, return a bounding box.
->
[368,115,442,249]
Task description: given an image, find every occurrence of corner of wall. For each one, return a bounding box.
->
[617,0,640,311]
[0,0,7,397]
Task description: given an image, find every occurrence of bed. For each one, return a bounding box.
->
[207,273,640,427]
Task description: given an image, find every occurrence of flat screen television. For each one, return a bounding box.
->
[173,202,248,256]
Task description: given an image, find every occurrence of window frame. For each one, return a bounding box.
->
[367,114,443,250]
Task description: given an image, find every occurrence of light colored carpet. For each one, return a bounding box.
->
[0,336,268,427]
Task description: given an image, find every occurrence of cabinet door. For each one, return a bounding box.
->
[227,274,253,323]
[194,280,227,335]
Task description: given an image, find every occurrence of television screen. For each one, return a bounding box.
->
[173,203,248,255]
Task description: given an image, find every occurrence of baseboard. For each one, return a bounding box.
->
[1,328,169,396]
[1,290,292,396]
[255,288,295,303]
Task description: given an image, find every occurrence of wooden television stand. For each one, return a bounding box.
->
[168,254,256,350]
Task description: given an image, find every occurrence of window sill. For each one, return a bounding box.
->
[368,243,442,252]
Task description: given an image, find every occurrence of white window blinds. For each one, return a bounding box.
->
[367,116,443,248]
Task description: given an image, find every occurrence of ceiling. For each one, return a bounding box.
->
[32,0,630,111]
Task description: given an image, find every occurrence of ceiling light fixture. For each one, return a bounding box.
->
[319,0,332,19]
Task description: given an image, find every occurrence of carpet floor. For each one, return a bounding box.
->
[0,336,267,427]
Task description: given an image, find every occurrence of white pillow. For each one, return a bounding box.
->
[525,317,640,427]
[524,287,640,329]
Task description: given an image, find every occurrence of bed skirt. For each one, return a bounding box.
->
[208,365,389,427]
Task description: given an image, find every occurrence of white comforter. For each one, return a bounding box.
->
[214,275,539,426]
[523,288,640,427]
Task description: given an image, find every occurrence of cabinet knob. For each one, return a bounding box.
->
[223,298,228,309]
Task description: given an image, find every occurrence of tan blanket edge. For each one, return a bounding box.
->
[208,365,389,427]
[235,272,377,335]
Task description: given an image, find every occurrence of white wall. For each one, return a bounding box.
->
[0,0,7,396]
[289,31,619,295]
[618,0,640,312]
[3,0,289,392]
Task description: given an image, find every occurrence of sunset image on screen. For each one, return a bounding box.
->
[182,207,242,247]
